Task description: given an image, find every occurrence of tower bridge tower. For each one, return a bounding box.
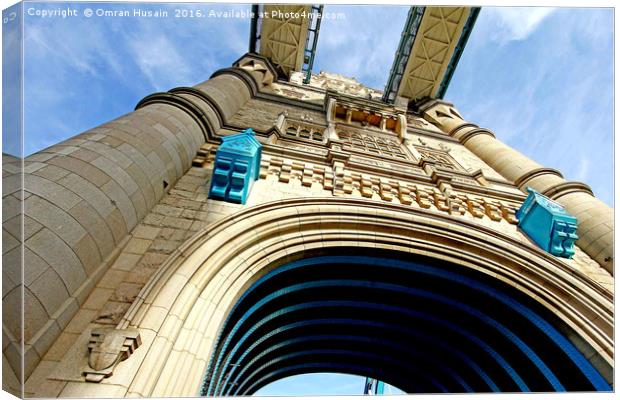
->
[3,4,613,397]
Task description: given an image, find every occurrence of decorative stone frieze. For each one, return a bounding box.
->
[258,154,520,225]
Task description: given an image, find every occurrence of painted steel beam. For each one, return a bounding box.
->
[382,6,426,103]
[249,4,320,77]
[201,255,610,396]
[384,6,480,103]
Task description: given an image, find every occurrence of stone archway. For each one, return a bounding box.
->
[118,197,612,397]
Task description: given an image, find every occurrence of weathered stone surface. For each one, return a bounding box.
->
[25,228,85,294]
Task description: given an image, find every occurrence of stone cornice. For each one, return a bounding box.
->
[457,127,495,144]
[542,181,595,200]
[134,92,214,141]
[169,87,225,129]
[514,167,564,189]
[210,67,260,96]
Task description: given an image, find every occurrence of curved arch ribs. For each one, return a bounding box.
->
[117,198,612,397]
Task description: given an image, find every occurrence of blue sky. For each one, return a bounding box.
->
[8,3,613,206]
[2,2,614,395]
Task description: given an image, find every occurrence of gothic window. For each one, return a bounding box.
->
[283,123,325,143]
[338,130,408,160]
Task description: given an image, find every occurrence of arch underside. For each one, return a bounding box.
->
[202,251,611,395]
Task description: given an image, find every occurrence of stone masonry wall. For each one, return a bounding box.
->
[25,144,613,396]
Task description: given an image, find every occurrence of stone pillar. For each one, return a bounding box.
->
[418,99,613,275]
[2,53,276,382]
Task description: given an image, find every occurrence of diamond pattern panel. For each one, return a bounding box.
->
[259,5,312,75]
[398,7,470,100]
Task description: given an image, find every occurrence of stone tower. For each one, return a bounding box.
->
[2,5,613,398]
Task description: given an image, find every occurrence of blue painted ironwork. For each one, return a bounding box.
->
[220,318,500,395]
[232,335,474,395]
[436,7,481,99]
[365,377,385,395]
[248,5,261,53]
[210,292,530,394]
[516,188,579,258]
[209,128,261,204]
[382,6,425,103]
[302,5,324,84]
[202,255,610,395]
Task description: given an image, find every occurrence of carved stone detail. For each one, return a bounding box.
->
[83,328,141,383]
[258,155,520,225]
[415,146,462,171]
[338,130,409,160]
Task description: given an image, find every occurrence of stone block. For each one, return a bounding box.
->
[33,164,70,181]
[132,225,160,240]
[161,216,193,230]
[70,147,101,163]
[2,287,23,340]
[93,301,131,325]
[83,287,115,311]
[153,204,184,217]
[24,174,82,211]
[111,282,143,303]
[101,180,138,230]
[58,172,116,218]
[92,156,139,196]
[23,288,50,343]
[112,252,142,271]
[72,235,101,277]
[29,320,61,362]
[61,381,128,398]
[2,195,21,223]
[46,155,111,187]
[26,228,85,295]
[83,140,133,169]
[64,309,98,334]
[105,208,129,245]
[124,238,152,255]
[97,269,128,290]
[69,201,115,258]
[25,195,88,247]
[28,267,70,316]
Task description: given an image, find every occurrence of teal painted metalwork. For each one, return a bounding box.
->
[209,128,262,204]
[382,6,426,103]
[302,5,324,84]
[365,377,385,395]
[516,188,579,258]
[436,7,481,99]
[202,255,610,395]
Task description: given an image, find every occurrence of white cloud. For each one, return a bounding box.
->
[484,7,556,43]
[576,156,591,183]
[447,8,613,205]
[127,34,193,92]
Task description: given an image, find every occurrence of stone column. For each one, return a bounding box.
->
[418,99,613,275]
[2,53,277,383]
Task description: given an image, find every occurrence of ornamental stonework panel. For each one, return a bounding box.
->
[338,130,409,161]
[414,145,463,171]
[283,121,326,143]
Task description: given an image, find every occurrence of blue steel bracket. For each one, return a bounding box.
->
[364,377,385,395]
[209,128,262,204]
[516,188,578,258]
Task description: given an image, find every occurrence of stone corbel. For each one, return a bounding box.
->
[83,328,141,383]
[397,114,410,143]
[235,55,276,87]
[274,111,288,133]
